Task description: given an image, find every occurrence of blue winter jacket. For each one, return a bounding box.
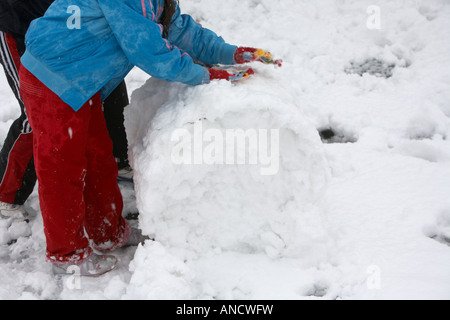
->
[21,0,238,111]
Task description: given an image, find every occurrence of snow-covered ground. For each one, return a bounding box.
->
[0,0,449,300]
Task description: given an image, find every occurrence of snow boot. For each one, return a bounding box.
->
[118,166,134,183]
[52,253,118,277]
[0,201,27,221]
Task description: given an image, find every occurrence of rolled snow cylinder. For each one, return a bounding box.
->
[125,77,331,261]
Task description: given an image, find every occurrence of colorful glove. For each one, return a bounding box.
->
[208,67,255,82]
[234,47,258,64]
[234,47,283,67]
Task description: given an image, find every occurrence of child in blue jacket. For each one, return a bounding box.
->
[19,0,274,276]
[0,0,132,221]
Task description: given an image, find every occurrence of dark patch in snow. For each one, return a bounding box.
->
[424,211,450,247]
[345,58,397,79]
[430,234,450,247]
[305,282,329,298]
[318,128,357,144]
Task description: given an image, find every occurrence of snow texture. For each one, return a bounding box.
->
[0,0,449,299]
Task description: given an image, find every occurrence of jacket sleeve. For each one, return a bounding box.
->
[97,0,208,85]
[167,5,238,66]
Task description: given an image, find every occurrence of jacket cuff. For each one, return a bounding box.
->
[202,68,211,84]
[220,44,238,65]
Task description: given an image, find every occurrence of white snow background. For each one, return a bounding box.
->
[0,0,449,300]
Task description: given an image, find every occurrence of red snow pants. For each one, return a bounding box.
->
[19,67,130,263]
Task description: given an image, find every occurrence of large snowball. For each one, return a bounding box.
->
[125,74,330,261]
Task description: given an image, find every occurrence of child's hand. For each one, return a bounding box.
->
[234,47,283,67]
[208,67,255,82]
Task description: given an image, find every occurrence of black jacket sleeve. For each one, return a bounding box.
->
[0,0,54,36]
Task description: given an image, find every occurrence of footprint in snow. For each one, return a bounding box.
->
[424,210,450,247]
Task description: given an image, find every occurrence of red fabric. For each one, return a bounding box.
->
[208,67,255,81]
[4,33,22,70]
[208,68,233,81]
[234,47,257,64]
[19,67,129,264]
[0,34,33,204]
[244,68,256,77]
